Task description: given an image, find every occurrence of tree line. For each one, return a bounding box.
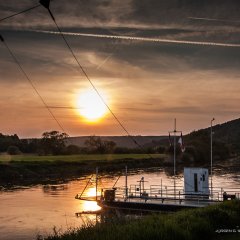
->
[0,130,233,163]
[0,131,166,155]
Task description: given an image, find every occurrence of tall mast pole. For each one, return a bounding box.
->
[169,119,182,199]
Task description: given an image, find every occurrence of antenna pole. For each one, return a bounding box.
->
[168,118,182,199]
[174,118,176,176]
[210,118,215,198]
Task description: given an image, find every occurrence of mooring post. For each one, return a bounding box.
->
[161,179,162,198]
[174,177,176,199]
[142,177,145,192]
[125,165,128,200]
[96,167,98,201]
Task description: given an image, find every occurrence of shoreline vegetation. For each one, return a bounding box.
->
[45,200,240,240]
[0,154,239,188]
[0,153,166,187]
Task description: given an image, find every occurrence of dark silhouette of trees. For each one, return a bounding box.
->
[84,136,116,154]
[65,144,81,155]
[0,117,239,159]
[19,139,40,153]
[40,131,68,155]
[0,133,20,152]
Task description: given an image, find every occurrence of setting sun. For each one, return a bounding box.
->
[76,89,109,122]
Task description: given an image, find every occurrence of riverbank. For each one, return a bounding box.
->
[46,200,240,240]
[1,154,239,188]
[0,154,166,187]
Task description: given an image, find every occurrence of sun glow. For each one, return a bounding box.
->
[76,89,109,122]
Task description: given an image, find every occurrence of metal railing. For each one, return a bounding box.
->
[75,177,240,205]
[98,184,240,206]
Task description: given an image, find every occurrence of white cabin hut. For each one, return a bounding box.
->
[184,168,209,197]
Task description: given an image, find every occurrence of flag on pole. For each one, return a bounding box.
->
[178,133,185,152]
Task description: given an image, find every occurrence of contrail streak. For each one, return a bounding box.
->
[188,17,240,24]
[32,29,240,48]
[96,53,114,70]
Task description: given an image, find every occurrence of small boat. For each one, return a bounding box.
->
[76,165,240,213]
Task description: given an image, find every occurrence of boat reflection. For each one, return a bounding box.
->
[42,184,68,195]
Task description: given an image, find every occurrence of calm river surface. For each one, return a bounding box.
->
[0,167,240,240]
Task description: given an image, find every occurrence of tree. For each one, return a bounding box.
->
[103,140,116,154]
[0,133,20,152]
[84,136,116,154]
[40,131,68,155]
[84,136,103,153]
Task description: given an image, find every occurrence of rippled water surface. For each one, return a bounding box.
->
[0,168,239,240]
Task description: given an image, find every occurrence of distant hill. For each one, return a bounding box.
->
[206,118,240,151]
[182,118,240,162]
[67,118,240,153]
[185,118,240,150]
[66,136,168,148]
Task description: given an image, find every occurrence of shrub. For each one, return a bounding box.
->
[7,145,21,155]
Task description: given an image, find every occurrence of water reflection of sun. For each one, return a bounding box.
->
[82,201,101,212]
[82,187,101,211]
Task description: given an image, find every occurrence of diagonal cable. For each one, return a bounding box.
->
[0,34,66,133]
[0,4,41,22]
[40,5,153,158]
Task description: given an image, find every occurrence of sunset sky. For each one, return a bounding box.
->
[0,0,240,138]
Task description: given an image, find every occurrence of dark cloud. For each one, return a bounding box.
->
[129,0,240,25]
[1,0,239,28]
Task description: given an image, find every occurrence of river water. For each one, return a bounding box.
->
[0,167,240,240]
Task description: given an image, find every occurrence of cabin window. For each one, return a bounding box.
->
[202,174,205,181]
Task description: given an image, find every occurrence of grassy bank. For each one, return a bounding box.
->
[0,153,165,162]
[0,154,165,187]
[47,200,240,240]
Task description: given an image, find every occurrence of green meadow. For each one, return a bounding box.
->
[0,153,165,163]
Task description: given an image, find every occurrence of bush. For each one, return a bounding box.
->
[65,145,81,155]
[7,145,21,155]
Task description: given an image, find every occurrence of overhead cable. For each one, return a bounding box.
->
[39,0,153,157]
[0,4,41,22]
[0,34,66,133]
